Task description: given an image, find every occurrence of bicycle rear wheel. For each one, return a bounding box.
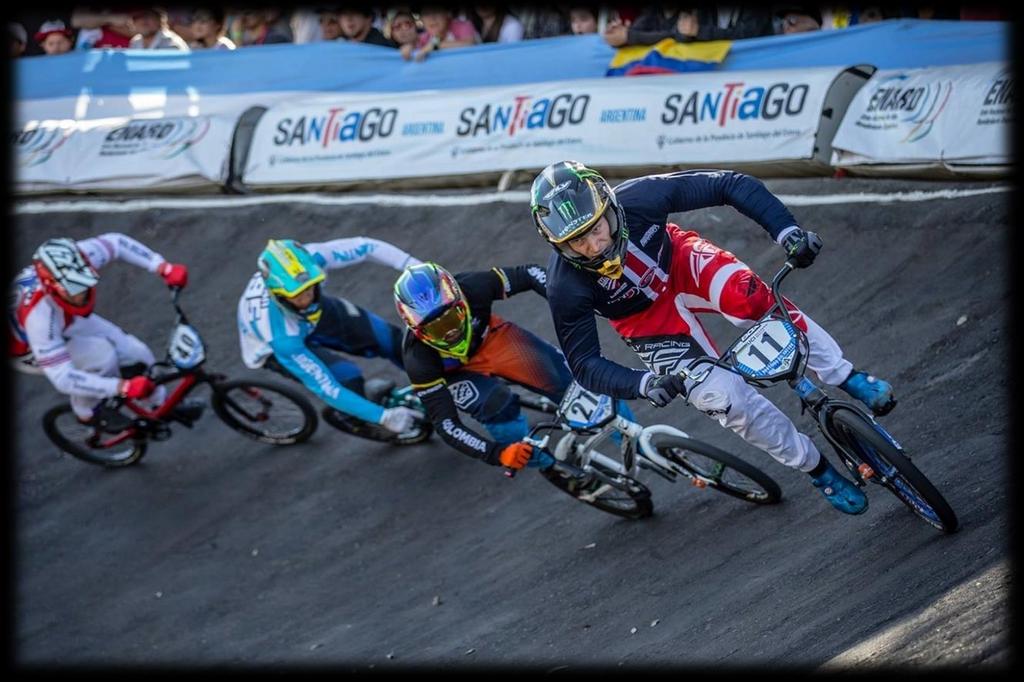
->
[541,461,654,520]
[651,434,782,504]
[42,404,147,467]
[830,408,958,533]
[211,379,317,445]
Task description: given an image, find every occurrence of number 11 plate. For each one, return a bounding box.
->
[729,319,798,380]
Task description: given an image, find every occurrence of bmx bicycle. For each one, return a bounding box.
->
[42,288,318,468]
[510,383,782,520]
[672,256,958,533]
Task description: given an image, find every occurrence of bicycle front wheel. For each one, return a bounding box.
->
[211,379,318,445]
[42,404,147,467]
[652,434,782,504]
[830,408,958,533]
[541,461,654,520]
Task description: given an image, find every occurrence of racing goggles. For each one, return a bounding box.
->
[417,300,469,350]
[274,283,323,322]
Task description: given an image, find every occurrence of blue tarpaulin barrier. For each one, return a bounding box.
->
[16,20,1008,102]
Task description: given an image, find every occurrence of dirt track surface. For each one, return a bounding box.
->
[11,177,1011,669]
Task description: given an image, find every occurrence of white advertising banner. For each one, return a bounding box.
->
[831,61,1010,167]
[14,114,235,193]
[14,121,77,193]
[244,67,845,187]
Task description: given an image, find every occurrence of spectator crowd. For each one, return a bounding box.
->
[11,4,1006,59]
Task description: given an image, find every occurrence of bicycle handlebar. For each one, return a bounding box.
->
[673,257,800,387]
[503,428,556,479]
[169,285,187,324]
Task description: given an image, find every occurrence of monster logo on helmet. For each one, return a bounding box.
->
[394,262,473,360]
[530,160,629,279]
[257,239,326,323]
[555,199,578,222]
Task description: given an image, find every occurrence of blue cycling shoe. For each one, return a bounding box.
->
[839,369,896,416]
[811,459,868,515]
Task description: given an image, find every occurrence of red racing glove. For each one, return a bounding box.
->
[499,442,533,470]
[119,375,155,400]
[158,262,188,288]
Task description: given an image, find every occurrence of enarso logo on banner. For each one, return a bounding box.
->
[13,124,72,167]
[856,73,953,142]
[661,80,810,127]
[100,117,211,158]
[978,66,1011,126]
[273,107,398,146]
[456,93,590,137]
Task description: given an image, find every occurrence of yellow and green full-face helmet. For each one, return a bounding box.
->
[257,239,326,323]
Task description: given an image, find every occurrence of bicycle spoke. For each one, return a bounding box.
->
[45,406,144,466]
[210,380,317,445]
[652,436,781,505]
[223,388,303,434]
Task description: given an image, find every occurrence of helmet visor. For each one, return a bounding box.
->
[418,301,468,350]
[273,283,322,321]
[551,204,621,269]
[400,271,461,328]
[535,179,606,245]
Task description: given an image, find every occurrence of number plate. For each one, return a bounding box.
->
[728,319,798,380]
[558,381,615,429]
[168,323,205,369]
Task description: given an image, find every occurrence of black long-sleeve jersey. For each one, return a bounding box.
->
[403,264,547,464]
[546,170,799,399]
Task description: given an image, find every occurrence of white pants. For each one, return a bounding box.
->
[678,299,854,472]
[55,315,166,420]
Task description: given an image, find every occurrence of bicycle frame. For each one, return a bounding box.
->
[525,388,732,490]
[111,289,226,441]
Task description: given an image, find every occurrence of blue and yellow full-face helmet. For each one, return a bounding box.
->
[394,262,472,359]
[257,239,326,323]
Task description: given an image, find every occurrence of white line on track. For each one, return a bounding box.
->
[14,185,1011,214]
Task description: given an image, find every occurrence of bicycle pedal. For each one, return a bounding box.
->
[151,423,173,441]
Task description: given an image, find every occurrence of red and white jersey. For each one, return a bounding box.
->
[8,233,168,399]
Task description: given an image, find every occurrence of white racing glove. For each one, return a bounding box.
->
[379,406,421,434]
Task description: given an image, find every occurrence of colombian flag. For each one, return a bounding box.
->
[606,38,732,77]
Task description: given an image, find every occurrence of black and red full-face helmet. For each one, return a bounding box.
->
[530,160,628,279]
[32,238,99,316]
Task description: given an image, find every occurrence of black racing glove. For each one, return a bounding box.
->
[781,228,823,268]
[641,372,687,408]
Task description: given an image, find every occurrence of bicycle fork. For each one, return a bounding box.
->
[790,376,877,486]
